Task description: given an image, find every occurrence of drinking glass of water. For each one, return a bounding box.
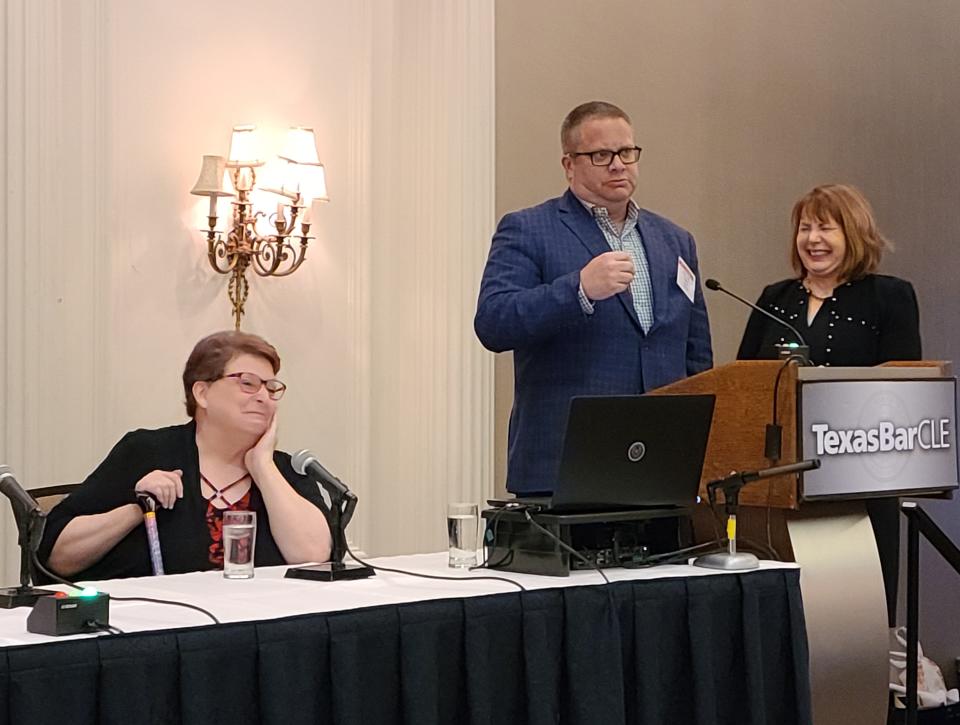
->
[447,503,479,568]
[223,510,257,579]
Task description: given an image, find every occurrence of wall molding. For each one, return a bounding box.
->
[359,0,495,555]
[1,0,113,582]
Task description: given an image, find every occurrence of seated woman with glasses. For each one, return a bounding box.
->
[38,331,332,580]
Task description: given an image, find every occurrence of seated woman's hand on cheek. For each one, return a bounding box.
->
[244,411,279,480]
[242,410,333,567]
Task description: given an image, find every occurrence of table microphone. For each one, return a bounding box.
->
[0,466,58,608]
[704,278,808,349]
[287,449,373,581]
[0,466,45,553]
[707,458,821,498]
[0,466,43,517]
[292,450,352,500]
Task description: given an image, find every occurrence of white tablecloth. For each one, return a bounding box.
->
[0,552,799,647]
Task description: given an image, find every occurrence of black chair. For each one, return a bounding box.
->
[26,484,78,513]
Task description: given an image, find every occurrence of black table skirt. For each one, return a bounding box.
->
[0,569,810,725]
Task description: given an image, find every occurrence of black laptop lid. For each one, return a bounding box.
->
[551,394,716,510]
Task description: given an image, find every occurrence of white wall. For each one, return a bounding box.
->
[0,0,495,581]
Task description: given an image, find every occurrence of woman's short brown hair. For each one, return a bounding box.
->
[182,331,281,417]
[790,184,890,282]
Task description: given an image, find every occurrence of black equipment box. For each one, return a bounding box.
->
[481,507,690,577]
[27,592,110,636]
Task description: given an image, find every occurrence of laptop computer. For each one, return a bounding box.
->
[492,394,716,512]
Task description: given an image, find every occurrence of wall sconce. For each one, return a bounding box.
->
[190,125,329,329]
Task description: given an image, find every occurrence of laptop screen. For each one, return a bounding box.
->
[551,394,716,510]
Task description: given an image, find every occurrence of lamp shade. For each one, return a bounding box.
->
[278,126,321,165]
[190,155,234,197]
[276,161,329,204]
[227,124,264,167]
[260,185,299,201]
[301,164,329,203]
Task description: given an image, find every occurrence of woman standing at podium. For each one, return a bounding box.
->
[736,183,921,366]
[736,182,922,627]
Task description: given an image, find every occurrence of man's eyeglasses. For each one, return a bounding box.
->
[219,372,287,400]
[566,146,642,166]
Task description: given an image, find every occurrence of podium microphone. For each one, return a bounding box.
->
[705,278,810,460]
[704,278,809,355]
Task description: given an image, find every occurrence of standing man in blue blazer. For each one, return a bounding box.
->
[475,101,713,496]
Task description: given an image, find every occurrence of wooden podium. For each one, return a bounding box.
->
[650,359,956,725]
[652,360,802,508]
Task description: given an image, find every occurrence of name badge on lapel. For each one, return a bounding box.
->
[676,256,696,303]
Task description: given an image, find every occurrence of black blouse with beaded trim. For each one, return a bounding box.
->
[736,274,922,366]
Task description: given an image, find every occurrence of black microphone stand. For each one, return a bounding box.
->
[694,470,762,571]
[0,504,56,608]
[694,459,821,571]
[286,484,375,582]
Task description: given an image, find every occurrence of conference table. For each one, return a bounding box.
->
[0,553,811,725]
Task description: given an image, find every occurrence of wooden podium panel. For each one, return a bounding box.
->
[650,361,800,508]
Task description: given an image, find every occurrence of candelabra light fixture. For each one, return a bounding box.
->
[190,124,329,329]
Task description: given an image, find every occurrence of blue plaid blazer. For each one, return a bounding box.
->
[475,189,713,494]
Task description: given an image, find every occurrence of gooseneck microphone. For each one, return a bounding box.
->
[705,278,810,461]
[704,278,808,349]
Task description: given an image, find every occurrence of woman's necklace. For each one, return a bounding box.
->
[802,280,834,302]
